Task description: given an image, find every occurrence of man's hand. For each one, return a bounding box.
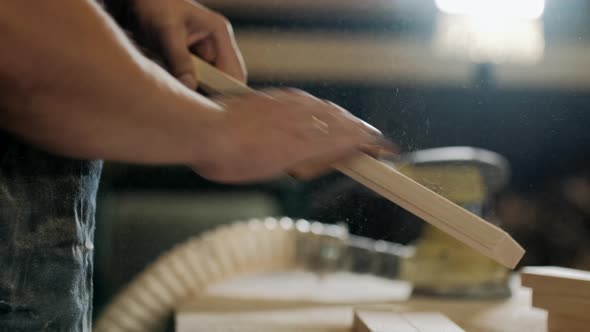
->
[130,0,246,88]
[0,0,392,184]
[125,1,395,181]
[198,89,385,183]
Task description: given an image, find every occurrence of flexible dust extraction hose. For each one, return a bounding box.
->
[94,218,351,332]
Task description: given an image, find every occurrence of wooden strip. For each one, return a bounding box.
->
[521,266,590,298]
[353,310,465,332]
[353,310,418,332]
[191,56,524,269]
[522,266,590,283]
[334,154,523,268]
[532,293,590,318]
[177,306,353,332]
[194,56,254,95]
[548,313,590,332]
[402,312,465,332]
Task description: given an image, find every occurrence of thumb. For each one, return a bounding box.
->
[159,27,198,90]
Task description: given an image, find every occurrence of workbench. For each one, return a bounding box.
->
[176,272,547,332]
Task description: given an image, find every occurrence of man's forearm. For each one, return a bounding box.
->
[0,0,222,166]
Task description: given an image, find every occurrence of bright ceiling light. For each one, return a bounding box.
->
[433,15,545,64]
[435,0,545,19]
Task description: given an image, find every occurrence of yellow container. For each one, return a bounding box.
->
[397,164,510,298]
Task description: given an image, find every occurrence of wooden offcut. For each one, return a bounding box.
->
[548,313,590,332]
[191,56,525,269]
[353,310,465,332]
[532,293,590,318]
[521,266,590,332]
[521,266,590,298]
[354,310,418,332]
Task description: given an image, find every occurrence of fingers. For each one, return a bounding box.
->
[361,137,401,159]
[255,88,380,146]
[190,39,217,63]
[262,89,382,137]
[156,13,245,90]
[206,12,247,83]
[210,88,391,182]
[288,148,359,180]
[288,138,399,179]
[287,139,399,180]
[158,26,200,90]
[275,91,396,179]
[324,101,382,137]
[288,139,399,180]
[132,1,246,88]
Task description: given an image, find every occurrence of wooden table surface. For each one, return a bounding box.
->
[176,272,547,332]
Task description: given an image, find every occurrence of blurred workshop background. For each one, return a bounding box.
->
[94,0,590,316]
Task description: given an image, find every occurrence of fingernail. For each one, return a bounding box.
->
[376,137,401,154]
[361,138,401,156]
[179,74,197,90]
[360,121,382,136]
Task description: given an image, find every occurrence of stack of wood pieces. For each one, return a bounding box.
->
[521,266,590,332]
[354,309,465,332]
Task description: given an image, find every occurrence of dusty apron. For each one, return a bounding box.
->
[0,132,102,331]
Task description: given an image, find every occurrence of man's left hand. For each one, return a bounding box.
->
[130,0,246,89]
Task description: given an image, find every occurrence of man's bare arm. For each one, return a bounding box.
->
[0,0,380,183]
[0,0,223,166]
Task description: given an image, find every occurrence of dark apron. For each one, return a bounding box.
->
[0,132,102,331]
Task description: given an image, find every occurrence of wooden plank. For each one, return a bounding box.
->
[548,313,590,332]
[177,273,546,332]
[353,310,418,332]
[194,56,251,95]
[177,306,354,332]
[353,310,465,332]
[191,56,524,269]
[521,266,590,298]
[334,154,523,268]
[402,312,465,332]
[522,266,590,283]
[532,293,590,318]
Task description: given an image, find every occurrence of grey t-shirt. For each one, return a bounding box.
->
[0,132,102,331]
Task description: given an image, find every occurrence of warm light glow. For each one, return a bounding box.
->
[433,14,545,64]
[435,0,545,19]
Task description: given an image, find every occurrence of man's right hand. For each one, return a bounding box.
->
[195,89,383,183]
